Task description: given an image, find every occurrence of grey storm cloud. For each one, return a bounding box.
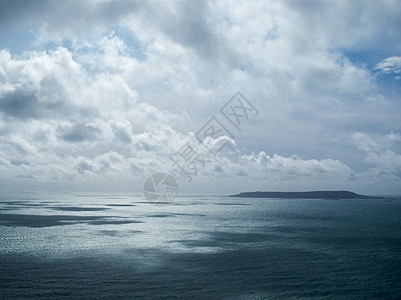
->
[0,88,76,121]
[58,123,102,143]
[76,159,94,175]
[0,90,42,119]
[112,125,132,144]
[155,1,221,58]
[0,0,140,32]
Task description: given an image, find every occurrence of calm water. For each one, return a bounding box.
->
[0,192,400,299]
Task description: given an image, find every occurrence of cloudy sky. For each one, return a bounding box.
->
[0,0,400,195]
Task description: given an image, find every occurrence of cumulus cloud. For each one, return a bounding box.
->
[352,132,401,153]
[351,132,401,182]
[0,46,191,190]
[238,152,352,177]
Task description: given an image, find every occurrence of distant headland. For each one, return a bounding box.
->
[228,191,392,200]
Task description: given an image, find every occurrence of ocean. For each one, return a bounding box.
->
[0,192,400,299]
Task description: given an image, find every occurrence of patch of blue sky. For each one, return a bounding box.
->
[0,25,146,64]
[341,48,401,97]
[40,28,146,61]
[111,26,147,61]
[39,39,74,52]
[342,48,389,68]
[375,73,401,99]
[0,28,35,54]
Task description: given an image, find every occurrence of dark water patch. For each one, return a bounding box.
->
[0,214,102,228]
[166,202,207,206]
[0,214,142,228]
[146,213,206,218]
[106,204,136,207]
[173,213,206,217]
[133,201,171,205]
[89,220,143,225]
[16,203,48,207]
[98,229,120,236]
[0,201,30,205]
[74,194,109,197]
[214,202,250,206]
[0,202,47,208]
[147,214,172,218]
[97,230,144,237]
[49,206,110,212]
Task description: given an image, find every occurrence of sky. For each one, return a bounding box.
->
[0,0,400,195]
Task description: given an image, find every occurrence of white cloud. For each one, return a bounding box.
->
[375,56,401,74]
[351,132,401,184]
[238,152,352,176]
[351,132,401,153]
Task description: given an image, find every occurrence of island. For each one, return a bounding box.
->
[229,191,391,200]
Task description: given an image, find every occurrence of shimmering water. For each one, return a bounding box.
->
[0,192,400,299]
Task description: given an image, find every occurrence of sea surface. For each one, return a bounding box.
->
[0,192,400,299]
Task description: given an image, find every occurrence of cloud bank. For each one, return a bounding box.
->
[0,0,400,194]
